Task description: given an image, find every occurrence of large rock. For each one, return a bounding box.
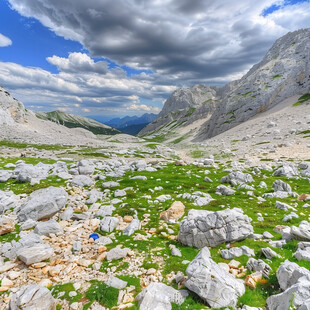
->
[99,216,119,232]
[178,208,253,248]
[221,171,254,185]
[0,170,12,182]
[9,284,56,310]
[136,282,187,310]
[106,247,129,261]
[16,243,54,265]
[276,260,310,291]
[273,164,299,177]
[272,180,292,192]
[247,258,272,278]
[216,185,236,196]
[17,186,68,222]
[221,245,254,260]
[1,233,43,260]
[123,219,140,236]
[0,216,15,235]
[291,221,310,241]
[77,159,95,175]
[71,175,94,187]
[34,219,63,236]
[160,201,185,222]
[294,242,310,262]
[0,190,17,213]
[13,162,51,184]
[185,247,245,308]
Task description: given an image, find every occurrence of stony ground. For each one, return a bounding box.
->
[1,139,310,310]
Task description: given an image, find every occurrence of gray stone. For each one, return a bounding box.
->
[102,181,120,188]
[262,247,280,259]
[123,219,140,236]
[247,258,272,278]
[221,171,254,185]
[185,247,245,308]
[131,176,147,180]
[272,179,292,192]
[95,236,113,246]
[99,216,119,232]
[9,284,56,310]
[87,189,103,204]
[105,276,127,289]
[16,243,54,265]
[276,201,294,211]
[73,241,82,252]
[71,175,94,187]
[291,221,310,241]
[216,185,236,195]
[114,189,126,197]
[136,282,187,310]
[20,219,37,231]
[171,247,182,257]
[178,208,253,248]
[263,231,274,239]
[203,176,213,183]
[294,242,310,262]
[1,233,43,260]
[77,159,95,175]
[277,260,310,291]
[34,219,63,236]
[273,164,299,177]
[283,212,299,222]
[96,205,115,217]
[59,207,74,221]
[0,190,17,213]
[106,247,129,261]
[221,245,254,260]
[17,186,68,222]
[0,170,12,182]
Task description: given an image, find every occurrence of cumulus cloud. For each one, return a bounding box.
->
[0,33,12,47]
[3,0,310,115]
[9,0,310,81]
[128,104,160,112]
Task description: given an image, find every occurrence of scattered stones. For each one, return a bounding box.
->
[106,248,129,261]
[221,171,254,185]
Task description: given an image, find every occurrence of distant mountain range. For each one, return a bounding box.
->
[36,110,120,135]
[92,113,158,135]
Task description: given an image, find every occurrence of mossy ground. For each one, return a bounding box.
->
[2,153,310,309]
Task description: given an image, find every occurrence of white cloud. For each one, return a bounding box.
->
[128,104,160,112]
[0,33,12,47]
[2,0,310,115]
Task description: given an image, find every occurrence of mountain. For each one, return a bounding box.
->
[36,110,120,135]
[103,113,158,135]
[139,28,310,143]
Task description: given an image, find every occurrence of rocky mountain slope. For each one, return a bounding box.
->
[139,28,310,143]
[36,110,120,136]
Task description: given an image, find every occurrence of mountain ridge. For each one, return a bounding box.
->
[139,28,310,143]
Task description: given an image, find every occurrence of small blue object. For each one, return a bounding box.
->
[89,233,99,240]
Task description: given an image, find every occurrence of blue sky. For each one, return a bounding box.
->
[0,0,309,118]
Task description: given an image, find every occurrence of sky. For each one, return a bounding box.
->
[0,0,310,118]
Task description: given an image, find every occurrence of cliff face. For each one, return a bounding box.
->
[139,84,218,137]
[139,29,310,142]
[0,86,25,125]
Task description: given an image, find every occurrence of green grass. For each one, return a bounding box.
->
[0,140,69,151]
[190,149,205,158]
[185,107,196,117]
[84,281,119,309]
[293,94,310,106]
[50,283,83,305]
[272,74,282,79]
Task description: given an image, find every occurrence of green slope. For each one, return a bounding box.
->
[36,110,120,135]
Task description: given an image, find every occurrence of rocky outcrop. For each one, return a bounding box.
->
[178,208,253,248]
[0,86,25,125]
[185,247,245,308]
[136,282,187,310]
[139,29,310,142]
[17,187,68,222]
[9,284,56,310]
